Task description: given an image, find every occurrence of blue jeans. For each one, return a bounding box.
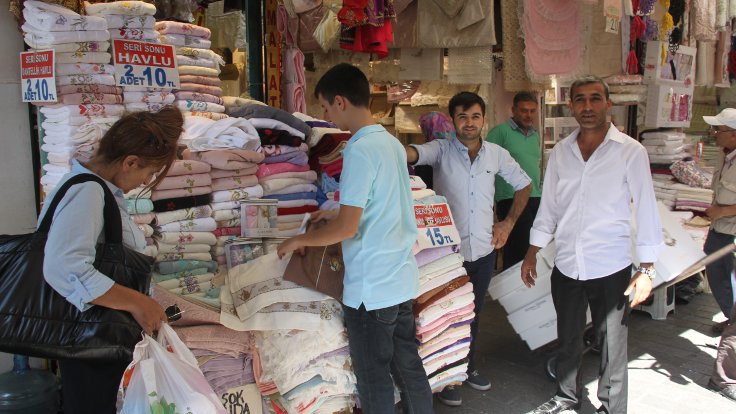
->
[343,300,433,414]
[704,229,736,319]
[462,251,497,371]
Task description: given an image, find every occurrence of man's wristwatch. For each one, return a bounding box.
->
[635,266,656,281]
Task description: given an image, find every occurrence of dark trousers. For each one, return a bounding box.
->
[60,358,130,414]
[496,197,541,270]
[551,266,632,414]
[704,229,736,320]
[713,304,736,389]
[343,300,433,414]
[463,251,497,372]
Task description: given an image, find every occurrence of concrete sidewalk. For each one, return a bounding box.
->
[435,293,735,413]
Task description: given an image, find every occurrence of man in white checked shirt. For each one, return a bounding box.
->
[521,76,663,414]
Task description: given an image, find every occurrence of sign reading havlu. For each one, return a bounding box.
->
[112,39,179,89]
[20,50,57,103]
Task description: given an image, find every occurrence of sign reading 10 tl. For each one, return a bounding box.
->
[112,39,180,89]
[20,50,57,103]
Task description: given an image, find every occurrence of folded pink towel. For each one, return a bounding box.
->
[211,175,259,191]
[157,173,212,190]
[58,93,123,105]
[155,21,212,39]
[151,185,212,201]
[58,85,122,95]
[167,159,212,176]
[259,170,317,183]
[177,83,223,97]
[256,162,310,179]
[210,166,259,179]
[179,75,222,86]
[183,149,265,170]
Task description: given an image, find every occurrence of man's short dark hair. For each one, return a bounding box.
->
[313,63,370,108]
[513,92,537,107]
[569,75,610,100]
[448,92,486,118]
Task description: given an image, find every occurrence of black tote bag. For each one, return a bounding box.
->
[0,174,153,361]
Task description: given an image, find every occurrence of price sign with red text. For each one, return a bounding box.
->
[414,203,461,251]
[20,50,57,102]
[112,39,179,89]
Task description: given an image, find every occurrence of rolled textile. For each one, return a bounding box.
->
[229,104,311,137]
[56,52,112,64]
[264,183,318,196]
[260,177,315,194]
[151,186,213,201]
[259,170,317,183]
[131,212,155,224]
[157,232,217,246]
[84,1,157,16]
[174,91,223,105]
[249,118,306,140]
[152,193,212,212]
[164,159,210,176]
[58,84,121,95]
[182,148,265,169]
[104,14,156,29]
[155,21,212,39]
[210,166,258,179]
[176,55,223,69]
[256,162,310,178]
[158,217,218,233]
[155,205,214,226]
[159,34,212,48]
[126,198,154,214]
[179,75,222,86]
[157,173,212,191]
[177,66,221,77]
[177,83,223,96]
[211,185,265,202]
[212,209,239,222]
[216,218,240,228]
[183,111,229,120]
[175,100,225,113]
[211,175,259,191]
[23,0,107,31]
[262,150,308,165]
[123,91,175,104]
[156,252,213,262]
[56,93,123,105]
[56,74,116,86]
[156,259,218,274]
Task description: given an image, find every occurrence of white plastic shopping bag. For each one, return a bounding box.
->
[118,323,226,414]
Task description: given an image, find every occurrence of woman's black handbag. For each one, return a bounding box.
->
[0,174,153,361]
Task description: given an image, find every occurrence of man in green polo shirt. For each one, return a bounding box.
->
[487,92,542,269]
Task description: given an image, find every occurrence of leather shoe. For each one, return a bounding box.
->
[709,380,736,402]
[528,397,580,414]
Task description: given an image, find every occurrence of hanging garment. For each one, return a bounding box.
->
[417,0,495,48]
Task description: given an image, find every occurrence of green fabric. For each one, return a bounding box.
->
[486,122,542,201]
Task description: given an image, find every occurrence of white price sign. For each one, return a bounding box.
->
[112,39,179,89]
[414,203,461,251]
[20,50,57,103]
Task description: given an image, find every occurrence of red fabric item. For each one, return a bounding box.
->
[321,158,344,177]
[213,227,241,237]
[277,205,319,215]
[334,190,340,201]
[626,49,639,75]
[308,133,352,171]
[728,51,736,78]
[340,20,394,59]
[337,0,369,26]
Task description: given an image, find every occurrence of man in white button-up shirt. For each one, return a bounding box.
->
[407,92,532,407]
[521,76,663,414]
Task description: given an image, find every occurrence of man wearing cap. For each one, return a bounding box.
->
[703,107,736,336]
[703,108,736,402]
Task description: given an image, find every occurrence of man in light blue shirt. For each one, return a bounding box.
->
[406,92,532,407]
[278,63,432,413]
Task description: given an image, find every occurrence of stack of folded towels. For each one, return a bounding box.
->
[412,189,474,394]
[20,1,122,192]
[230,104,320,236]
[640,130,688,165]
[155,21,227,119]
[124,186,156,257]
[149,160,219,305]
[86,1,178,114]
